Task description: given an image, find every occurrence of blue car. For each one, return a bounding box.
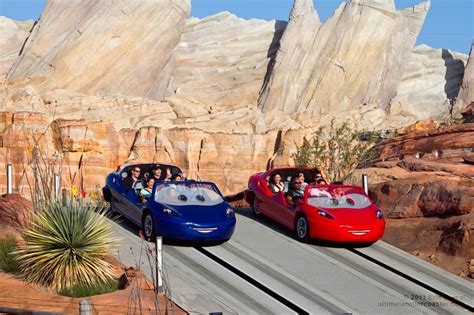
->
[102,163,236,242]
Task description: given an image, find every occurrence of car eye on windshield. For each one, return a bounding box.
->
[196,195,205,202]
[346,198,355,206]
[178,194,188,202]
[329,198,339,206]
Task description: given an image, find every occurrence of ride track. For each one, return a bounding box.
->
[110,208,473,314]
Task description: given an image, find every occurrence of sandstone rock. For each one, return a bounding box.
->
[396,118,436,135]
[375,123,474,160]
[397,157,474,178]
[0,17,34,79]
[458,42,474,105]
[257,0,321,114]
[259,0,430,115]
[437,212,473,257]
[461,103,474,123]
[7,0,190,100]
[169,12,285,110]
[370,177,473,218]
[0,271,186,314]
[0,194,33,228]
[391,45,467,122]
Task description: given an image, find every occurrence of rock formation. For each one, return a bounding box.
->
[169,12,286,110]
[355,121,473,280]
[458,42,474,105]
[391,45,467,124]
[0,17,34,79]
[259,0,430,115]
[7,0,190,100]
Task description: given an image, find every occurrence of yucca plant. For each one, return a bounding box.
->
[15,199,118,292]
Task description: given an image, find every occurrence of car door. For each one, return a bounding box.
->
[255,175,274,216]
[263,191,295,229]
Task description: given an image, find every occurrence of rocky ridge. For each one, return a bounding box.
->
[0,0,472,197]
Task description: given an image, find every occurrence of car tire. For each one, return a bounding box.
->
[295,215,310,243]
[102,186,112,202]
[142,211,156,242]
[108,199,117,214]
[252,197,262,216]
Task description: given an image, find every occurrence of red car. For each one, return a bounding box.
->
[245,168,385,243]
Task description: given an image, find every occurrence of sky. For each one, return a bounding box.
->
[0,0,472,54]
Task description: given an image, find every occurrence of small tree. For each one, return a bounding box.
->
[293,120,377,183]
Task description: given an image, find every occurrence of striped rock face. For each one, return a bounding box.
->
[7,0,190,100]
[0,0,472,199]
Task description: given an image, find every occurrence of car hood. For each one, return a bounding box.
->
[318,206,380,224]
[161,202,231,224]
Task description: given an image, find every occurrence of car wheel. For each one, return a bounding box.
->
[295,215,310,243]
[108,199,117,214]
[102,186,112,202]
[142,211,156,242]
[252,197,262,216]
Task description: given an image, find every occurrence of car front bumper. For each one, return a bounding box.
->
[156,215,236,241]
[309,218,385,243]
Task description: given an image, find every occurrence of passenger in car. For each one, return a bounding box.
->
[164,167,172,181]
[269,172,284,195]
[150,165,162,181]
[171,173,183,181]
[296,171,308,189]
[286,176,305,207]
[124,166,141,191]
[139,177,155,203]
[332,187,345,198]
[316,178,328,185]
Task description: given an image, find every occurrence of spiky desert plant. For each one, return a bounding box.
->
[14,199,118,292]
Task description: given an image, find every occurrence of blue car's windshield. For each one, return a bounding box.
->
[154,182,224,206]
[307,185,372,209]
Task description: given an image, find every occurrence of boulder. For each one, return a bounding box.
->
[370,177,473,218]
[438,212,473,257]
[0,194,33,229]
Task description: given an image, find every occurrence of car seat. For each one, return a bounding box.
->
[126,180,144,204]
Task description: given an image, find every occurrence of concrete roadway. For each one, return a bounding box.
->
[110,208,472,314]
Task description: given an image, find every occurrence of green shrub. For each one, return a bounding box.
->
[59,279,119,298]
[14,199,118,292]
[293,120,377,183]
[0,235,21,273]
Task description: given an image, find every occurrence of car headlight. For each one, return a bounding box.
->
[226,207,234,217]
[163,208,181,216]
[376,209,383,220]
[318,209,334,219]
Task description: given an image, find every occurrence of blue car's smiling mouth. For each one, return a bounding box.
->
[193,227,218,233]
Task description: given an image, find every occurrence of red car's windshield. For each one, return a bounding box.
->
[306,185,372,209]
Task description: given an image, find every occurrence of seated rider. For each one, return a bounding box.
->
[269,172,284,195]
[164,167,172,181]
[171,173,183,181]
[139,177,155,203]
[296,171,308,190]
[286,176,305,207]
[316,178,328,185]
[150,165,162,181]
[124,166,141,192]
